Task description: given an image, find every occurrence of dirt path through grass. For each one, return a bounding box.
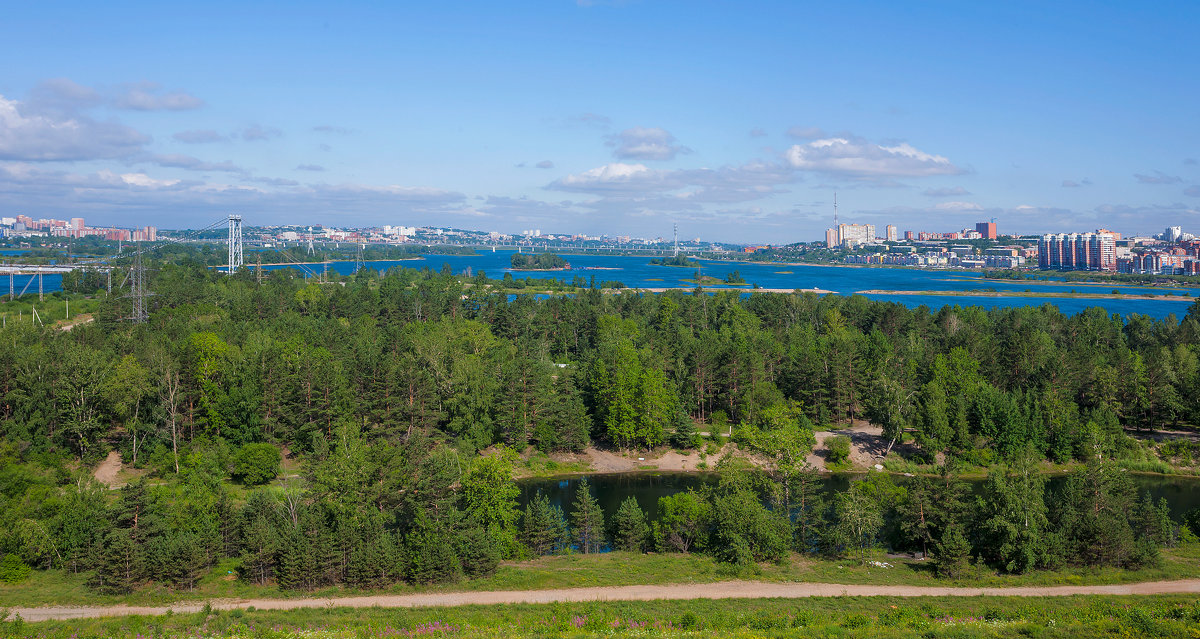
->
[14,579,1200,621]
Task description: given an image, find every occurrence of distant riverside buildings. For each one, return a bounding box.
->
[1,214,156,242]
[824,220,999,247]
[1117,240,1200,275]
[1037,231,1117,271]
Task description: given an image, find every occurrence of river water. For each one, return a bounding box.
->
[10,249,1195,319]
[517,471,1200,522]
[327,252,1194,320]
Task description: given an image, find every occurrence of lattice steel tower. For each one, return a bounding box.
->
[128,246,148,323]
[227,214,243,275]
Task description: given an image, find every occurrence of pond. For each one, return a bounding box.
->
[517,470,1200,522]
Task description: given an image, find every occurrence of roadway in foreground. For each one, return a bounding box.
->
[13,579,1200,621]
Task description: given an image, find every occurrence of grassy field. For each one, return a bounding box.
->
[7,594,1200,638]
[6,544,1200,609]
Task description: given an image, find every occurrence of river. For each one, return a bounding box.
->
[9,250,1195,319]
[517,470,1200,522]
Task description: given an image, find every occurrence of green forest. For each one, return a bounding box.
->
[509,253,567,270]
[3,257,1200,596]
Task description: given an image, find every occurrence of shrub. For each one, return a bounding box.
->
[0,554,30,583]
[826,435,851,466]
[232,443,281,485]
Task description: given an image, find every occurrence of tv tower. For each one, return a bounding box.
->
[673,222,679,256]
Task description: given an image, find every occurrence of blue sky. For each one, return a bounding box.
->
[1,1,1197,242]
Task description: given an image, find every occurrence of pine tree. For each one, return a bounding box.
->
[571,479,607,554]
[520,490,568,556]
[89,530,144,594]
[275,528,309,590]
[933,525,972,578]
[611,497,649,553]
[403,514,461,584]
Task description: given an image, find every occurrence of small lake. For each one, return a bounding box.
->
[517,471,1200,522]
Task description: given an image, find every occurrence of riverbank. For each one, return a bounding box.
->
[630,286,836,294]
[856,289,1191,301]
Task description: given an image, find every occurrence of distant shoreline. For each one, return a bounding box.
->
[856,289,1192,302]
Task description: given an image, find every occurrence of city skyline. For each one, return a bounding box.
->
[1,1,1198,242]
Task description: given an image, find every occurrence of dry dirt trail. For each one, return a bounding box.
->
[14,579,1200,622]
[91,451,122,486]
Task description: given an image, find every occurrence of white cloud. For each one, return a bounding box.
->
[547,159,800,210]
[0,94,148,161]
[549,163,669,194]
[785,136,963,178]
[111,171,182,188]
[296,164,325,171]
[607,127,691,161]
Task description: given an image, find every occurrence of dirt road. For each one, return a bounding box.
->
[13,579,1200,621]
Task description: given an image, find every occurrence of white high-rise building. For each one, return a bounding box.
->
[837,223,875,246]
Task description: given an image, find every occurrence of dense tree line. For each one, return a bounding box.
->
[2,259,1200,590]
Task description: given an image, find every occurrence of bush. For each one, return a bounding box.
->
[0,554,30,583]
[232,443,281,485]
[826,435,851,466]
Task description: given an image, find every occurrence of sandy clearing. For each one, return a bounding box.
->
[92,451,122,487]
[14,579,1200,621]
[808,421,895,471]
[575,444,736,473]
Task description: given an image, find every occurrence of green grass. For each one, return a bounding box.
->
[6,545,1200,610]
[0,292,102,327]
[10,594,1200,638]
[514,451,592,478]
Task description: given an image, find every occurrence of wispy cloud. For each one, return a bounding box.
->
[607,127,691,161]
[173,129,226,144]
[113,83,204,111]
[242,125,282,141]
[150,153,244,173]
[1134,170,1182,184]
[535,160,554,169]
[786,126,826,140]
[296,164,325,171]
[922,186,971,197]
